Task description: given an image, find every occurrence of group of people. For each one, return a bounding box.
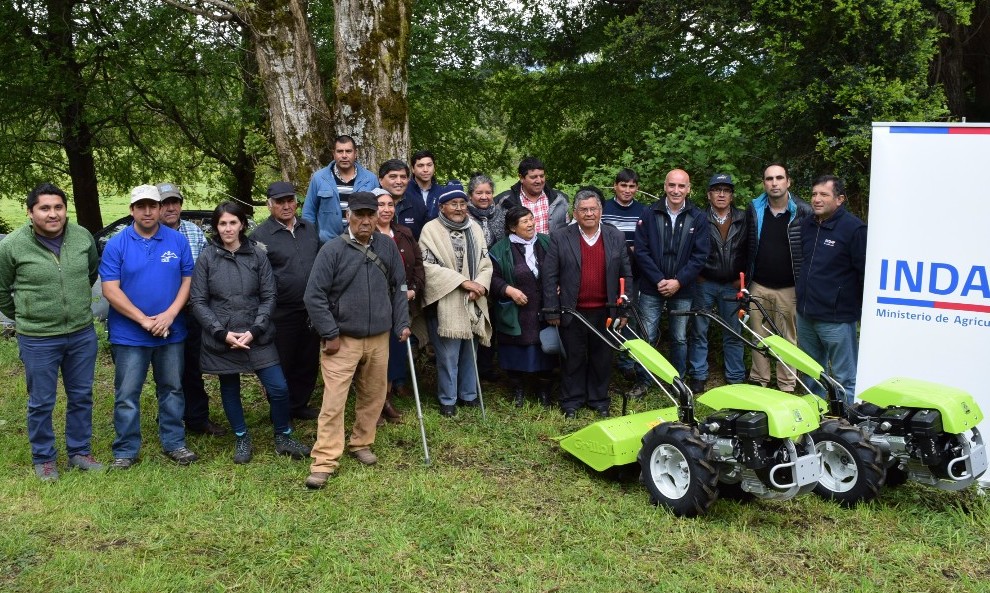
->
[1,134,867,489]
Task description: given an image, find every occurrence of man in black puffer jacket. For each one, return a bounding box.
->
[745,163,812,392]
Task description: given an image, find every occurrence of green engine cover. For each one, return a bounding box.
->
[859,377,984,433]
[557,408,680,471]
[698,384,821,438]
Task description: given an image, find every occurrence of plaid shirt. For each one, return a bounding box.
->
[177,219,207,261]
[520,191,550,235]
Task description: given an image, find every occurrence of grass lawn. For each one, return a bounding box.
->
[1,333,989,592]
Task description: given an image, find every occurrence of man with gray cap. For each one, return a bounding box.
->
[100,184,198,468]
[686,173,748,393]
[249,181,321,420]
[303,191,411,488]
[156,182,223,436]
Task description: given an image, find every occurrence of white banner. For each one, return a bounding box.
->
[859,123,990,446]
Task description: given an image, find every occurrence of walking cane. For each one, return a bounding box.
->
[468,337,487,421]
[405,338,431,465]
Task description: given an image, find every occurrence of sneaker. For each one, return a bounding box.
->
[274,433,311,460]
[68,454,105,471]
[34,461,59,481]
[233,434,253,464]
[305,471,333,489]
[628,382,649,400]
[688,378,707,394]
[110,457,136,470]
[350,448,378,466]
[439,404,457,417]
[165,447,199,465]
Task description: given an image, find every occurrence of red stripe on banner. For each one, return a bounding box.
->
[933,301,990,313]
[948,127,990,135]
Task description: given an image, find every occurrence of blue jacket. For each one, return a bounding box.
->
[634,200,710,298]
[746,191,813,284]
[796,206,867,323]
[395,192,429,240]
[404,178,445,223]
[302,161,379,244]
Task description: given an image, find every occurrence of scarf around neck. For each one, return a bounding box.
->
[509,233,539,278]
[437,212,478,279]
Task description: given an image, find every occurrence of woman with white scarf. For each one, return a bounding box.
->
[419,184,493,417]
[488,206,556,408]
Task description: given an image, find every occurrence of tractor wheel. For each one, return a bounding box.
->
[812,419,885,506]
[638,423,719,517]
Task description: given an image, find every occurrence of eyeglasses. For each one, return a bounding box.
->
[444,201,468,209]
[575,207,601,214]
[709,187,733,195]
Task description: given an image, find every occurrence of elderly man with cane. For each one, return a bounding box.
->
[303,192,411,489]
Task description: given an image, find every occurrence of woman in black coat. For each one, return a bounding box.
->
[488,206,556,407]
[190,202,310,464]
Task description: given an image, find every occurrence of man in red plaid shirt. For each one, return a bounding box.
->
[492,156,570,243]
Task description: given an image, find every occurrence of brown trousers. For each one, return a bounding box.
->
[309,332,390,473]
[747,282,798,391]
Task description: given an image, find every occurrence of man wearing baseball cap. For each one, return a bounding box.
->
[99,184,198,468]
[303,192,411,488]
[686,173,749,393]
[249,181,321,420]
[155,182,224,436]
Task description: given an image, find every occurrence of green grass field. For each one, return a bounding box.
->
[1,333,989,592]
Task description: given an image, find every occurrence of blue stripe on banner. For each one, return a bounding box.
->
[889,127,949,134]
[877,296,935,307]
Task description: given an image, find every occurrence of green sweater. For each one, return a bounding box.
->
[0,222,99,336]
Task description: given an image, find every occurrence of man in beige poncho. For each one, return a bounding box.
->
[419,183,493,417]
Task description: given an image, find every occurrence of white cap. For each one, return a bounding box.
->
[130,184,161,204]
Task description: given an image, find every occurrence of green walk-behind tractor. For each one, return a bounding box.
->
[728,282,988,505]
[550,291,824,517]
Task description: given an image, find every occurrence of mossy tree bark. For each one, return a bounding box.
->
[333,0,412,170]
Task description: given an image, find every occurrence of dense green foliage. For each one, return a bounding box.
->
[0,0,986,225]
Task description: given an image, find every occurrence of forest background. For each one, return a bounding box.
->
[1,0,988,233]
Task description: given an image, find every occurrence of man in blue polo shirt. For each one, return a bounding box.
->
[100,184,198,469]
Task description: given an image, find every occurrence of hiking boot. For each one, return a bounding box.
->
[688,378,707,394]
[305,471,333,489]
[538,389,553,408]
[274,433,311,460]
[110,457,136,470]
[512,387,525,408]
[457,397,481,408]
[68,454,105,471]
[233,434,253,464]
[439,404,457,417]
[628,382,649,400]
[350,448,378,466]
[186,420,227,436]
[34,461,59,481]
[165,447,199,465]
[291,407,320,421]
[382,395,402,422]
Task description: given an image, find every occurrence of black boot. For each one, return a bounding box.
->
[538,388,552,408]
[512,387,525,408]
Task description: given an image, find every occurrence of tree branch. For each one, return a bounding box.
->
[160,0,241,23]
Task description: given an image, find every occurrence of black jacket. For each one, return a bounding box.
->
[700,207,748,284]
[249,216,319,317]
[797,206,867,323]
[543,224,633,327]
[745,192,813,285]
[634,200,710,298]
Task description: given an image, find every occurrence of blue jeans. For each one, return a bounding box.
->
[636,292,692,380]
[797,314,858,404]
[427,315,478,406]
[219,365,292,435]
[111,342,187,458]
[18,325,98,464]
[687,280,746,383]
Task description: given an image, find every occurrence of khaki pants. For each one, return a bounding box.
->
[747,282,798,391]
[310,332,389,473]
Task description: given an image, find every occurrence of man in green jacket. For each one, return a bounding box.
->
[0,183,102,481]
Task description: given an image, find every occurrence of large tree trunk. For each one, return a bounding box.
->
[46,0,103,232]
[333,0,411,170]
[247,0,335,186]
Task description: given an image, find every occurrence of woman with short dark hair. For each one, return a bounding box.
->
[488,205,556,407]
[190,201,310,464]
